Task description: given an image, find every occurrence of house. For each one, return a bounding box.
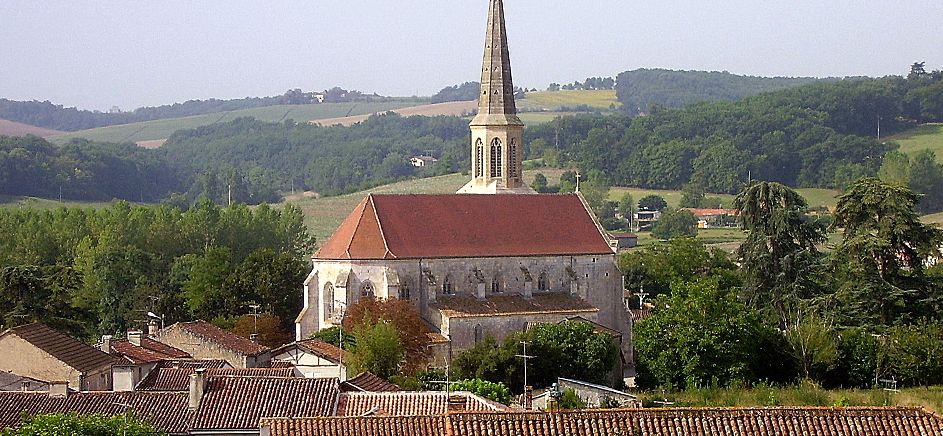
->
[260,407,943,436]
[681,208,739,229]
[270,339,345,378]
[339,372,400,392]
[0,323,114,391]
[101,330,191,391]
[188,374,338,435]
[633,209,662,231]
[410,155,439,167]
[608,232,638,250]
[136,366,298,391]
[336,391,511,416]
[156,321,272,368]
[0,388,192,435]
[0,372,48,392]
[531,377,638,410]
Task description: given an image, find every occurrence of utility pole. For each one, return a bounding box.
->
[228,184,232,207]
[516,340,535,395]
[249,304,261,336]
[430,336,458,398]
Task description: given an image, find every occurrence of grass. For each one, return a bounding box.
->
[49,100,420,144]
[0,195,120,210]
[922,212,943,226]
[518,90,620,111]
[637,382,943,413]
[888,123,943,162]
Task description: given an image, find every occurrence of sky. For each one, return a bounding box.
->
[2,1,942,111]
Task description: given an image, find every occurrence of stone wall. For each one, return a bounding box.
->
[157,327,271,369]
[0,335,112,391]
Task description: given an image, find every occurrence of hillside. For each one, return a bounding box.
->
[889,123,943,162]
[518,90,620,111]
[49,101,418,145]
[0,119,64,137]
[616,68,822,115]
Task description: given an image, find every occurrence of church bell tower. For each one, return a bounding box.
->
[458,0,535,194]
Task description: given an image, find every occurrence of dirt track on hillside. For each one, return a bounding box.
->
[0,119,65,138]
[310,101,477,126]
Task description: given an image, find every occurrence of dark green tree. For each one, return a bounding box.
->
[651,209,697,239]
[530,173,548,193]
[638,195,667,212]
[733,182,826,329]
[2,412,164,436]
[679,181,706,208]
[447,379,512,405]
[347,319,405,380]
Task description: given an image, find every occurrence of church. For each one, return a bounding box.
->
[295,0,631,374]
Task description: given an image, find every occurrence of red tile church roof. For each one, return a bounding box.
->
[315,194,614,260]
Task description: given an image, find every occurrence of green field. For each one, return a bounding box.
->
[49,101,420,144]
[889,123,943,162]
[518,90,620,111]
[609,186,840,211]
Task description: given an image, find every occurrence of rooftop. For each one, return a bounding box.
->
[192,376,338,431]
[0,323,115,373]
[136,367,297,391]
[340,372,401,393]
[336,391,510,417]
[432,292,598,318]
[166,320,269,357]
[272,339,344,363]
[262,407,943,436]
[0,372,48,392]
[315,194,614,260]
[110,336,190,364]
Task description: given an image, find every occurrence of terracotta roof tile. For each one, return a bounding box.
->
[171,320,268,356]
[336,391,510,417]
[192,376,337,431]
[340,372,401,393]
[137,367,297,391]
[1,323,115,373]
[431,293,598,318]
[262,407,943,436]
[111,337,191,364]
[0,391,191,434]
[273,339,344,363]
[156,359,230,369]
[315,194,614,260]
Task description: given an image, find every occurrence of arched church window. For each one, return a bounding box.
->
[323,282,334,319]
[443,275,454,295]
[538,273,549,292]
[509,138,518,178]
[490,138,502,178]
[475,139,484,178]
[474,324,483,344]
[491,276,502,293]
[360,281,375,298]
[399,282,411,300]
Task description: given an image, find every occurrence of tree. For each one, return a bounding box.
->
[831,178,943,325]
[2,413,164,436]
[638,195,667,212]
[530,173,548,193]
[618,238,739,299]
[448,379,512,405]
[231,313,292,348]
[886,322,943,387]
[346,319,404,380]
[907,150,943,213]
[679,181,706,208]
[556,388,587,410]
[633,279,770,390]
[453,336,521,392]
[580,178,610,214]
[0,266,89,338]
[310,325,356,349]
[785,312,838,382]
[878,150,911,186]
[527,320,620,388]
[617,193,635,224]
[733,182,826,329]
[343,298,431,373]
[223,248,308,331]
[651,209,697,240]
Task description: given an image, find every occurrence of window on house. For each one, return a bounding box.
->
[491,277,501,293]
[475,139,484,178]
[538,273,549,292]
[399,282,410,300]
[474,324,483,344]
[361,282,375,298]
[490,138,502,178]
[443,275,454,295]
[509,138,517,178]
[323,282,335,319]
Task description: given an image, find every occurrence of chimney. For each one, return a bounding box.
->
[524,385,534,410]
[522,281,533,300]
[475,283,486,300]
[48,381,69,398]
[127,331,143,347]
[148,320,159,337]
[447,394,467,413]
[189,368,207,410]
[100,335,112,353]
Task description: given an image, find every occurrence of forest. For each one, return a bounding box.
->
[0,201,314,341]
[0,87,388,132]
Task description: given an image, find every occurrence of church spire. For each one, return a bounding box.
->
[459,0,533,195]
[478,0,517,116]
